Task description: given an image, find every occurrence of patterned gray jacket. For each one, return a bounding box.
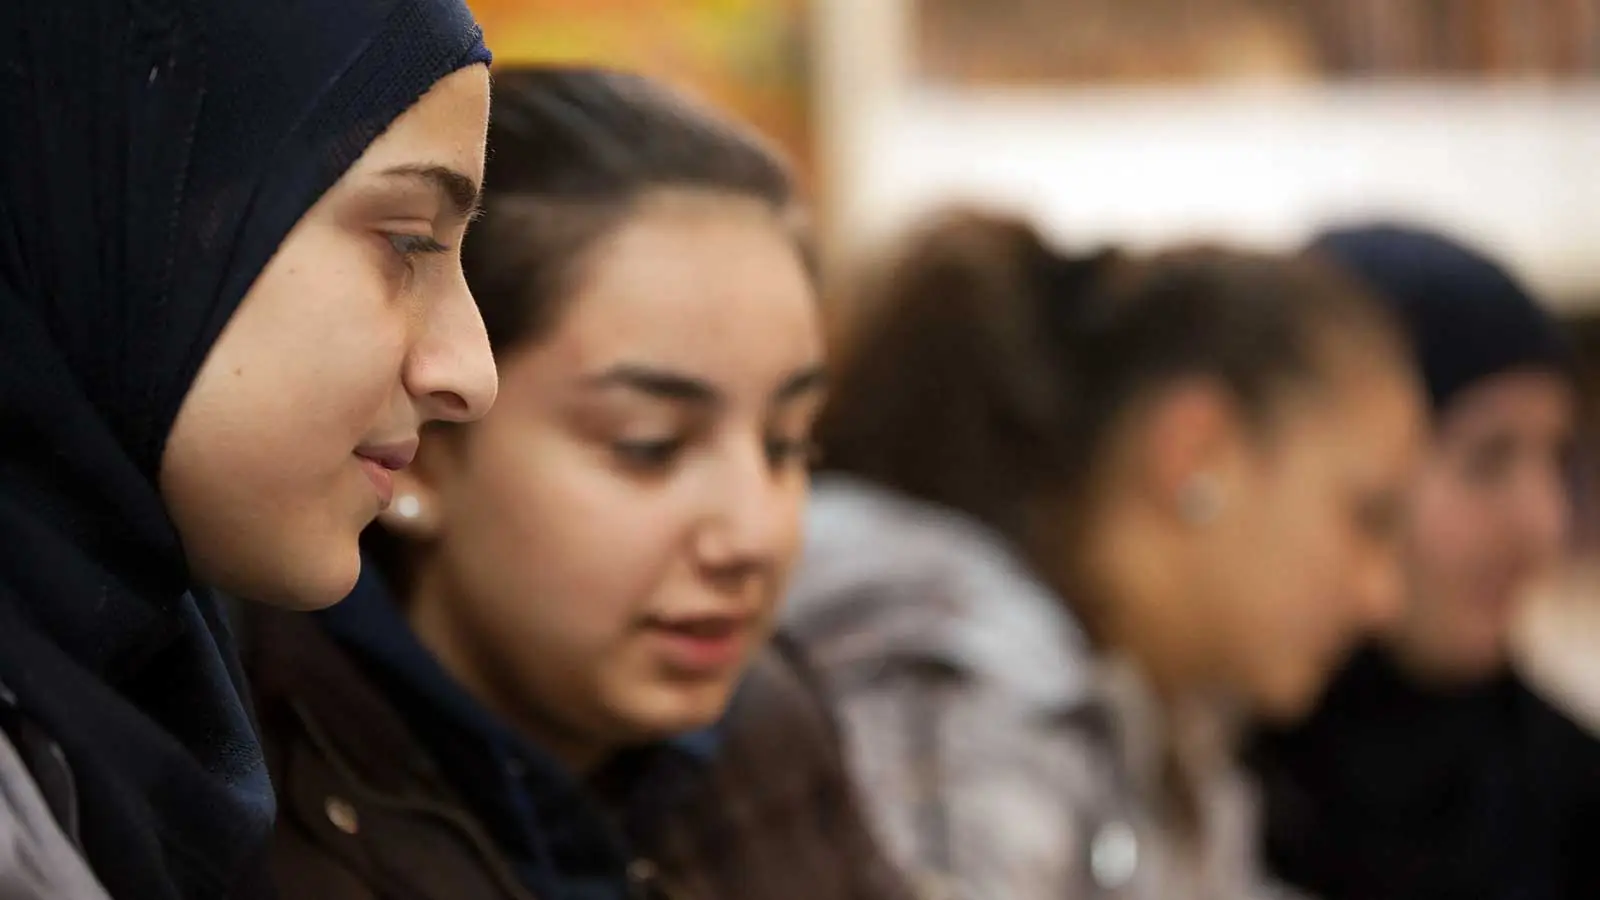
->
[784,477,1302,900]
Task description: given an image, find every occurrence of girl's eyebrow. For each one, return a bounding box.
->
[379,163,482,221]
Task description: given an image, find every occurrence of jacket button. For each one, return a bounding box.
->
[627,859,658,884]
[1090,820,1139,889]
[324,797,360,835]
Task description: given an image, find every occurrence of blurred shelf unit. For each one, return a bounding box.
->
[915,0,1600,85]
[813,0,1600,313]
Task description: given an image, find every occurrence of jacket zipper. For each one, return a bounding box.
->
[291,699,543,900]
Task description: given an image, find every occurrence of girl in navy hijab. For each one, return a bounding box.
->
[0,1,497,897]
[1251,223,1598,900]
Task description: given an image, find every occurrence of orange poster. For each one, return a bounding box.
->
[467,0,812,183]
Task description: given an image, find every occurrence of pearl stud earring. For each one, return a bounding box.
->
[394,494,422,521]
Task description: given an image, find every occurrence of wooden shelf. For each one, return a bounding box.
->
[914,0,1600,85]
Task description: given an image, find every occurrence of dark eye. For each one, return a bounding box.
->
[1357,493,1403,542]
[386,233,449,264]
[613,438,684,471]
[1461,436,1514,485]
[1555,437,1578,480]
[765,436,820,470]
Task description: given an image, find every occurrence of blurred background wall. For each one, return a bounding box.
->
[467,0,1600,724]
[467,0,1600,532]
[816,0,1600,313]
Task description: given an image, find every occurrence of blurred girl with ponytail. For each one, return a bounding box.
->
[785,210,1426,900]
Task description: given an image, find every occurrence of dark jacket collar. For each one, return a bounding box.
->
[309,568,717,900]
[320,572,627,899]
[247,595,923,900]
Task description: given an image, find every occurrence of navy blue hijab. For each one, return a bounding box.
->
[1308,223,1569,413]
[0,2,488,897]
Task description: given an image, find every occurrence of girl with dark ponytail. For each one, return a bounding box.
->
[785,209,1426,900]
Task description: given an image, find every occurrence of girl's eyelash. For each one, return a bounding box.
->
[610,436,818,474]
[386,233,449,258]
[613,438,683,470]
[766,437,820,466]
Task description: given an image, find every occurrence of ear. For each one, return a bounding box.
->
[1133,378,1247,519]
[375,431,458,540]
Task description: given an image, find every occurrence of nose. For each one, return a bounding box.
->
[1514,461,1571,567]
[694,441,798,579]
[404,272,498,424]
[1355,543,1409,632]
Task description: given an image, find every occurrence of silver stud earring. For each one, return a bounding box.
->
[1177,474,1223,525]
[394,494,422,521]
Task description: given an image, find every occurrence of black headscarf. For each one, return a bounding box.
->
[0,2,489,897]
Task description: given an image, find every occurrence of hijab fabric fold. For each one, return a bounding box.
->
[0,2,489,896]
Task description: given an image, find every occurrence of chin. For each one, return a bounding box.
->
[1410,615,1513,685]
[1439,640,1512,684]
[249,543,361,611]
[626,681,738,740]
[1255,695,1312,725]
[1253,671,1326,724]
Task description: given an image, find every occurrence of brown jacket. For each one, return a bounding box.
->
[241,606,913,900]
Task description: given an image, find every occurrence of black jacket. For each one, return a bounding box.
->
[1251,647,1600,900]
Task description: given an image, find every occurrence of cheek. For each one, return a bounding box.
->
[1230,486,1349,650]
[1409,475,1497,590]
[1282,507,1363,639]
[444,430,683,651]
[277,237,413,424]
[226,224,410,454]
[160,230,410,605]
[1225,513,1354,712]
[227,260,407,495]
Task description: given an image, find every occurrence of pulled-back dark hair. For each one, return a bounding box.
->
[819,209,1406,578]
[463,66,807,354]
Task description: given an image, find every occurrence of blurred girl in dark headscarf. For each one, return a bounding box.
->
[0,2,497,897]
[1252,223,1599,900]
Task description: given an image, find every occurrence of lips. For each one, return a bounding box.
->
[642,612,754,676]
[355,441,418,472]
[354,438,418,510]
[356,457,396,508]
